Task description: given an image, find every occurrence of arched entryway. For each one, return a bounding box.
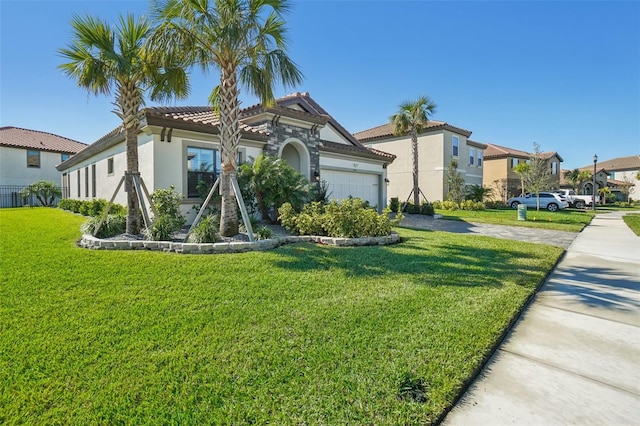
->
[278,139,310,179]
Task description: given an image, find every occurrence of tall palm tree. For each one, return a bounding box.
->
[59,14,189,235]
[390,95,436,206]
[152,0,303,236]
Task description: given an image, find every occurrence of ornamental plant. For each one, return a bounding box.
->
[279,198,391,238]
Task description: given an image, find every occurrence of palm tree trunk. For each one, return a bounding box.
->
[119,81,142,235]
[411,132,420,206]
[219,65,241,237]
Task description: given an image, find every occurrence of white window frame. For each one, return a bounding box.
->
[452,136,459,157]
[469,148,475,166]
[477,151,483,167]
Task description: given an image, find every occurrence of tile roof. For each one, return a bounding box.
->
[484,143,563,162]
[320,140,396,161]
[58,92,396,170]
[484,143,532,159]
[353,120,473,142]
[0,126,87,153]
[579,155,640,172]
[145,106,267,135]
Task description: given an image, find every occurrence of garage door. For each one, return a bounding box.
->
[321,169,379,207]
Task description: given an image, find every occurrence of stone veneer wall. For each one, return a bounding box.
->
[79,233,400,254]
[259,120,321,179]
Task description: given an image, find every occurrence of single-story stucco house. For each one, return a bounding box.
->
[57,92,395,223]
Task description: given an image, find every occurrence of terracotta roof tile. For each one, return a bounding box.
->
[484,143,531,159]
[353,120,472,141]
[579,155,640,172]
[145,106,267,135]
[0,126,87,153]
[320,140,395,161]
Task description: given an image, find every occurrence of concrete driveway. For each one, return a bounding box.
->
[399,214,578,248]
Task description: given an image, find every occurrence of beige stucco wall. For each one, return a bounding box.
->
[366,130,485,203]
[0,146,68,186]
[612,170,640,200]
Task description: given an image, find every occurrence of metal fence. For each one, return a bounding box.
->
[0,185,69,208]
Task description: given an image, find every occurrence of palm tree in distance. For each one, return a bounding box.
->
[152,0,303,237]
[391,95,437,207]
[59,14,189,234]
[513,162,531,196]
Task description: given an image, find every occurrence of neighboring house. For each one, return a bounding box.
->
[0,126,87,207]
[353,121,486,203]
[573,155,640,202]
[482,143,563,201]
[56,92,395,223]
[559,168,609,196]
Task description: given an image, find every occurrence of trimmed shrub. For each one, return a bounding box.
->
[279,198,391,238]
[485,200,507,209]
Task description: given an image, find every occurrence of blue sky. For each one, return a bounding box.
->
[1,0,638,170]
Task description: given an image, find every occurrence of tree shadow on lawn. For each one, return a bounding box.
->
[273,230,552,289]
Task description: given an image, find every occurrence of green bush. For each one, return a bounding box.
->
[146,186,186,241]
[187,215,221,243]
[238,154,313,223]
[59,199,126,217]
[431,200,442,210]
[80,214,126,238]
[459,200,486,211]
[440,200,459,211]
[485,200,507,209]
[279,198,391,238]
[389,197,399,212]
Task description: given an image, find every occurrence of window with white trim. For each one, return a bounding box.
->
[452,136,459,156]
[477,150,483,167]
[511,158,518,168]
[469,148,475,166]
[551,161,558,175]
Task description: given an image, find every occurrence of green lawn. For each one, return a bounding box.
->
[623,214,640,236]
[435,208,594,232]
[0,208,563,425]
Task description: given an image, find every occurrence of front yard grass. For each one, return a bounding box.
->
[435,208,594,232]
[622,214,640,236]
[0,208,563,425]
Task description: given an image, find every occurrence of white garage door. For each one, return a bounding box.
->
[321,169,379,207]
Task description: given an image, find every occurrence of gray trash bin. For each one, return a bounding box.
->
[517,204,527,221]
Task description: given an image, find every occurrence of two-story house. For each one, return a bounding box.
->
[482,143,563,201]
[0,126,87,207]
[353,121,486,203]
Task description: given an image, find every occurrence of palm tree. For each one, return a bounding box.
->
[59,14,189,234]
[390,95,436,206]
[152,0,303,236]
[513,162,531,196]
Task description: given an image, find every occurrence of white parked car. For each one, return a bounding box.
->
[507,192,569,212]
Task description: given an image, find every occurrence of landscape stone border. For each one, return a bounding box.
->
[79,232,400,254]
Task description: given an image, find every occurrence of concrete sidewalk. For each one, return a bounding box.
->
[442,211,640,425]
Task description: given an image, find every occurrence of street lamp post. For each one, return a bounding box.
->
[592,154,598,210]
